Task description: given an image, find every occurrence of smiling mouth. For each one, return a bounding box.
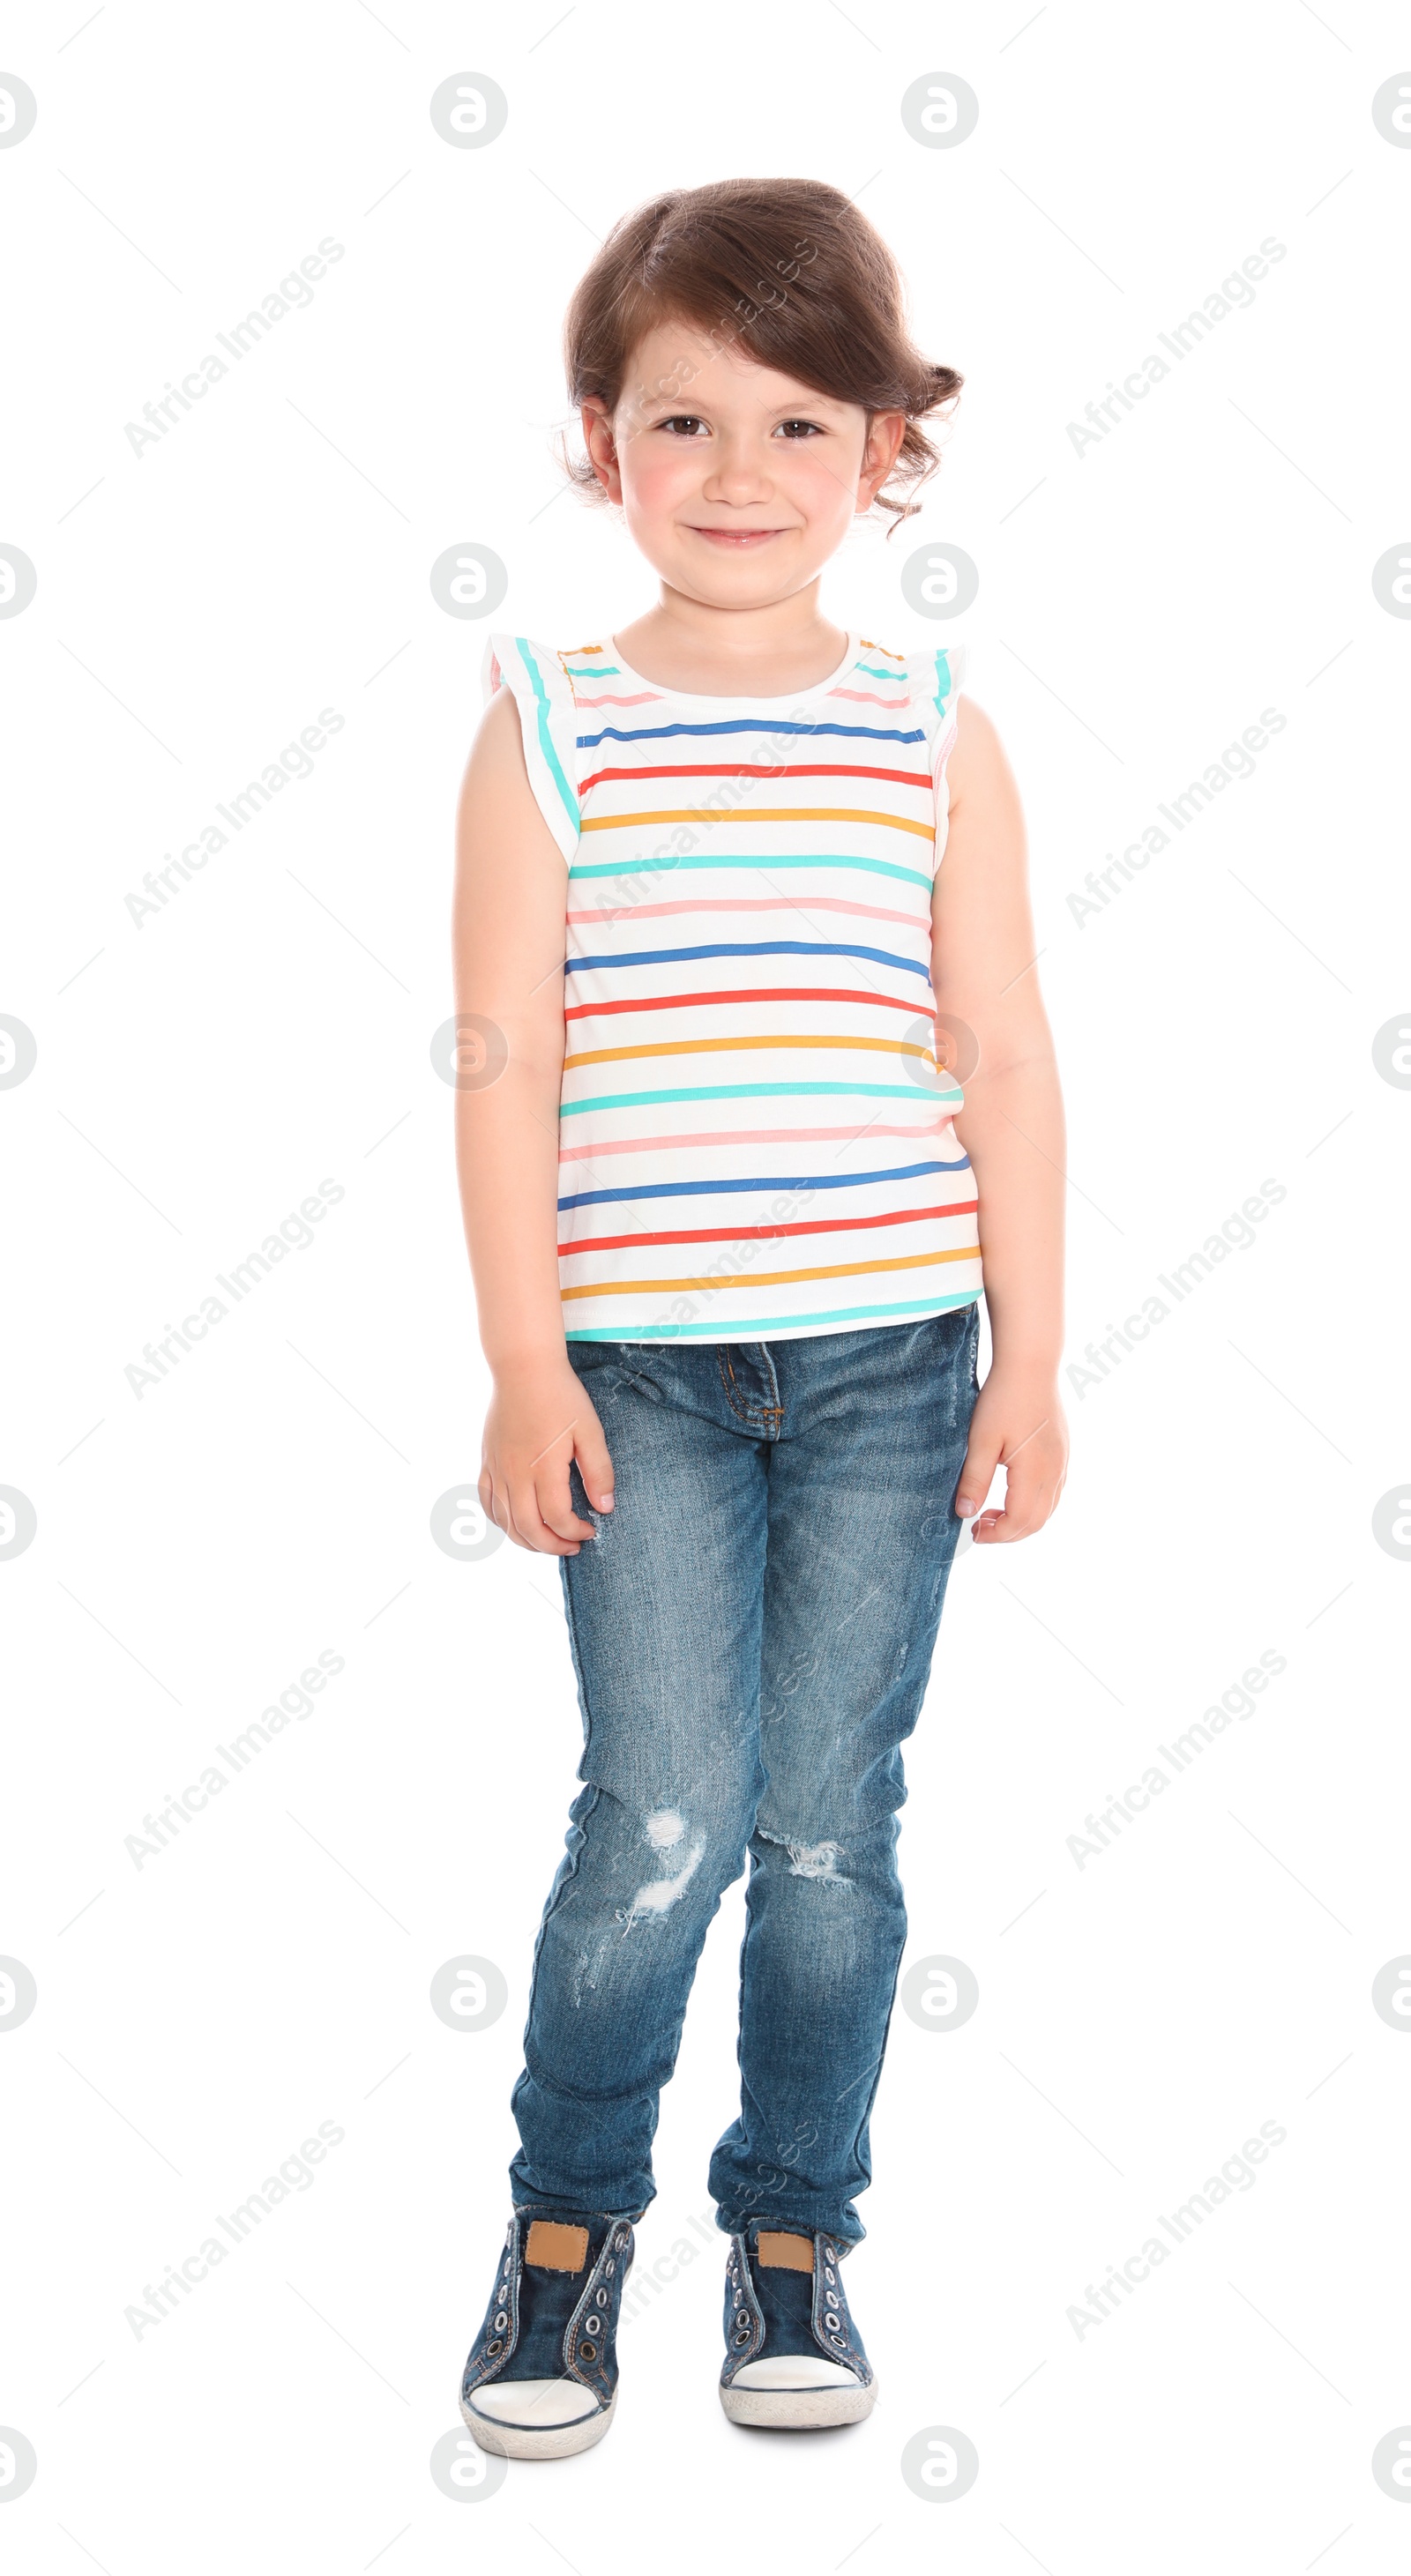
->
[686,526,789,547]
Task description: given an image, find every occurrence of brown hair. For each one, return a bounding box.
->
[561,176,961,530]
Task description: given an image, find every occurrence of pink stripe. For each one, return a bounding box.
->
[565,894,930,930]
[559,1121,951,1162]
[571,690,665,708]
[829,688,911,708]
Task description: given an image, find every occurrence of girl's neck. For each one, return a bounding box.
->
[612,583,848,697]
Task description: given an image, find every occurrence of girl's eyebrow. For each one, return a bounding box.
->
[630,389,848,421]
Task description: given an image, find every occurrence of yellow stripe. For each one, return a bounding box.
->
[561,1243,982,1300]
[564,1034,935,1070]
[578,807,936,843]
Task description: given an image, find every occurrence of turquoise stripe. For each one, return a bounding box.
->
[933,648,953,724]
[566,664,623,677]
[514,637,579,843]
[565,1290,982,1341]
[568,852,934,891]
[856,663,907,682]
[561,1078,964,1118]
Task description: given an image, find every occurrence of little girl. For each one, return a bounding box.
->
[452,177,1067,2457]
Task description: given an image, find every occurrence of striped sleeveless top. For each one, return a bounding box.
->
[482,629,983,1344]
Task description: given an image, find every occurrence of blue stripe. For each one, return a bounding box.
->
[560,1081,964,1117]
[514,637,579,843]
[558,1158,970,1212]
[576,717,927,750]
[564,939,931,979]
[565,1291,983,1340]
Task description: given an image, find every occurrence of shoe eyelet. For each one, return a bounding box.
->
[825,2312,843,2334]
[579,2341,597,2364]
[825,2290,840,2310]
[492,2309,508,2331]
[605,2258,615,2276]
[615,2229,630,2251]
[583,2314,601,2335]
[824,2266,836,2285]
[487,2336,504,2356]
[823,2243,837,2263]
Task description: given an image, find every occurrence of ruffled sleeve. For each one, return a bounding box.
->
[481,634,580,861]
[907,643,969,873]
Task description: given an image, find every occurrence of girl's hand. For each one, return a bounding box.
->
[955,1366,1068,1545]
[479,1358,616,1557]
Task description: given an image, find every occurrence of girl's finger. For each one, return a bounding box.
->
[572,1418,616,1515]
[956,1436,1001,1520]
[538,1473,600,1545]
[505,1482,582,1556]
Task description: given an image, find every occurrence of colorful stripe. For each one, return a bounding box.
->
[563,1034,936,1071]
[579,760,934,793]
[577,717,928,748]
[565,896,930,930]
[557,1123,959,1160]
[560,1243,980,1299]
[514,637,579,843]
[566,1290,981,1340]
[579,806,936,842]
[564,986,934,1023]
[558,1200,979,1256]
[559,1080,963,1117]
[563,940,932,979]
[558,1158,969,1210]
[568,852,935,888]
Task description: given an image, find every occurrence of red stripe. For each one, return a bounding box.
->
[559,1199,979,1257]
[564,985,935,1024]
[579,759,932,795]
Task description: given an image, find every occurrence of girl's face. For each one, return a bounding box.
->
[582,320,907,609]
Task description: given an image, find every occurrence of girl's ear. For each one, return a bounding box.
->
[581,400,622,503]
[856,410,907,513]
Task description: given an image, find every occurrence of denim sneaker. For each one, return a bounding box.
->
[719,2223,876,2429]
[460,2212,635,2458]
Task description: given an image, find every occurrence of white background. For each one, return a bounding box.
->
[3,2,1409,2568]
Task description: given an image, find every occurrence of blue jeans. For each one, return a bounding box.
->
[508,1306,982,2245]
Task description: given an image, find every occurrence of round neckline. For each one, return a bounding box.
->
[604,629,860,707]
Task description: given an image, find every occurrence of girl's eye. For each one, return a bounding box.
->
[776,419,824,438]
[658,414,709,437]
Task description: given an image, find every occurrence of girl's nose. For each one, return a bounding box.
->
[699,440,773,505]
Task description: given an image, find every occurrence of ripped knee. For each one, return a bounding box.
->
[620,1804,707,1928]
[757,1825,849,1887]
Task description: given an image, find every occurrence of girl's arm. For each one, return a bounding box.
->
[931,696,1069,1542]
[452,688,615,1554]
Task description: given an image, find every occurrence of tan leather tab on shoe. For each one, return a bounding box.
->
[524,2220,589,2272]
[756,2230,814,2272]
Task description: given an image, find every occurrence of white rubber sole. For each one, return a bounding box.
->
[720,2376,877,2431]
[461,2387,616,2461]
